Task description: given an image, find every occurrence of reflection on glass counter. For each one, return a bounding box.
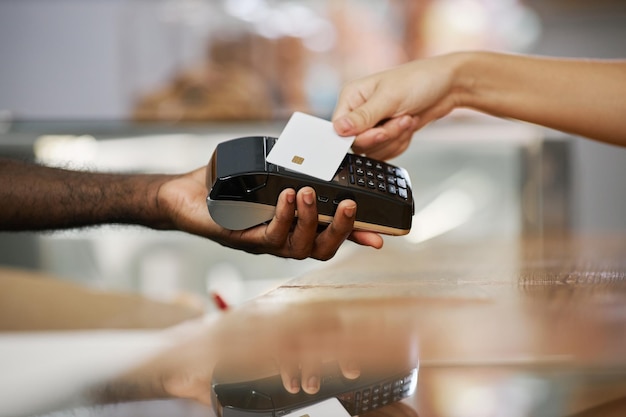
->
[6,234,625,417]
[127,0,540,122]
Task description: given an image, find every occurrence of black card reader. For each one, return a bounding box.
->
[206,136,414,235]
[211,362,418,417]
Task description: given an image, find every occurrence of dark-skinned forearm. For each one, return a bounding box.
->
[0,158,173,231]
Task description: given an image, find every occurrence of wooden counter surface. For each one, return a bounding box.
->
[2,233,624,417]
[244,233,626,416]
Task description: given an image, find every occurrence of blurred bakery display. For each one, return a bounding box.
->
[129,0,540,122]
[0,0,540,123]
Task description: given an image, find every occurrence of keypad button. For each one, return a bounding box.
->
[343,157,411,208]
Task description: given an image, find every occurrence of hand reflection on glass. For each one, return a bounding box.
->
[92,298,419,411]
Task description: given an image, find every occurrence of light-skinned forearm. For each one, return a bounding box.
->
[0,158,172,231]
[454,52,626,146]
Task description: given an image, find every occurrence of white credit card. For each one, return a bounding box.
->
[267,112,355,182]
[283,397,351,417]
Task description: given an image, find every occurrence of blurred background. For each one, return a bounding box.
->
[1,0,545,121]
[0,0,625,308]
